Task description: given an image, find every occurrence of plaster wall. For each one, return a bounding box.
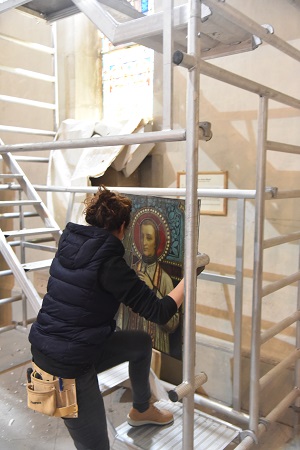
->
[55,13,102,122]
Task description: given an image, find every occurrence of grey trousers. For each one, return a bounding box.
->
[63,330,153,450]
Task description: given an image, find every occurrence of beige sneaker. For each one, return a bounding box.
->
[127,403,174,427]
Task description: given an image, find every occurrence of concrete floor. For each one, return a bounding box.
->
[0,329,299,450]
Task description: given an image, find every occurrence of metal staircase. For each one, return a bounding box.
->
[0,151,61,321]
[0,6,59,329]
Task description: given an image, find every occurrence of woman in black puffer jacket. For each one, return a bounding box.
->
[29,185,184,450]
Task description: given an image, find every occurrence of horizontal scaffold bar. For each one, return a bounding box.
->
[5,182,299,201]
[161,379,250,426]
[4,183,275,200]
[0,129,186,153]
[200,60,300,109]
[235,388,300,449]
[262,271,300,297]
[260,311,300,345]
[267,140,300,154]
[259,349,300,391]
[273,189,300,199]
[263,231,300,248]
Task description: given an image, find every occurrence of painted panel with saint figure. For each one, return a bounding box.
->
[117,195,185,360]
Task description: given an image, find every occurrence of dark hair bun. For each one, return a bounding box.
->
[83,185,132,231]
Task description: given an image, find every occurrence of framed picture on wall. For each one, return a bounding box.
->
[177,171,228,216]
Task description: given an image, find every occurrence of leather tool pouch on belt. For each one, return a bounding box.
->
[26,362,78,418]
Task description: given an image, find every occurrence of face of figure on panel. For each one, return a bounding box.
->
[141,222,157,258]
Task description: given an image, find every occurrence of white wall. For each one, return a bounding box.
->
[56,13,102,122]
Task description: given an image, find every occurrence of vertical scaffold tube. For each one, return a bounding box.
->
[182,1,201,449]
[52,22,59,132]
[295,244,300,426]
[249,96,268,435]
[163,0,173,130]
[233,198,246,411]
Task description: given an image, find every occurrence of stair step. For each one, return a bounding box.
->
[4,227,61,238]
[0,294,23,306]
[0,258,53,277]
[115,400,241,450]
[0,211,38,219]
[15,156,49,163]
[0,200,41,207]
[98,362,129,394]
[22,259,53,272]
[0,268,14,277]
[21,241,57,252]
[9,238,57,249]
[0,173,23,179]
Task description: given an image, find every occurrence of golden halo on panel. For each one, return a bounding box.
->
[132,208,171,261]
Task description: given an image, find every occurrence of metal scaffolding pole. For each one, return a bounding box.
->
[182,1,201,448]
[249,96,269,435]
[0,129,187,153]
[163,0,173,130]
[233,198,246,411]
[52,22,59,132]
[295,243,300,429]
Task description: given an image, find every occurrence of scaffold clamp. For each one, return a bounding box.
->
[239,429,258,444]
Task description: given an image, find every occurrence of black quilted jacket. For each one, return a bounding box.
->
[29,222,177,377]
